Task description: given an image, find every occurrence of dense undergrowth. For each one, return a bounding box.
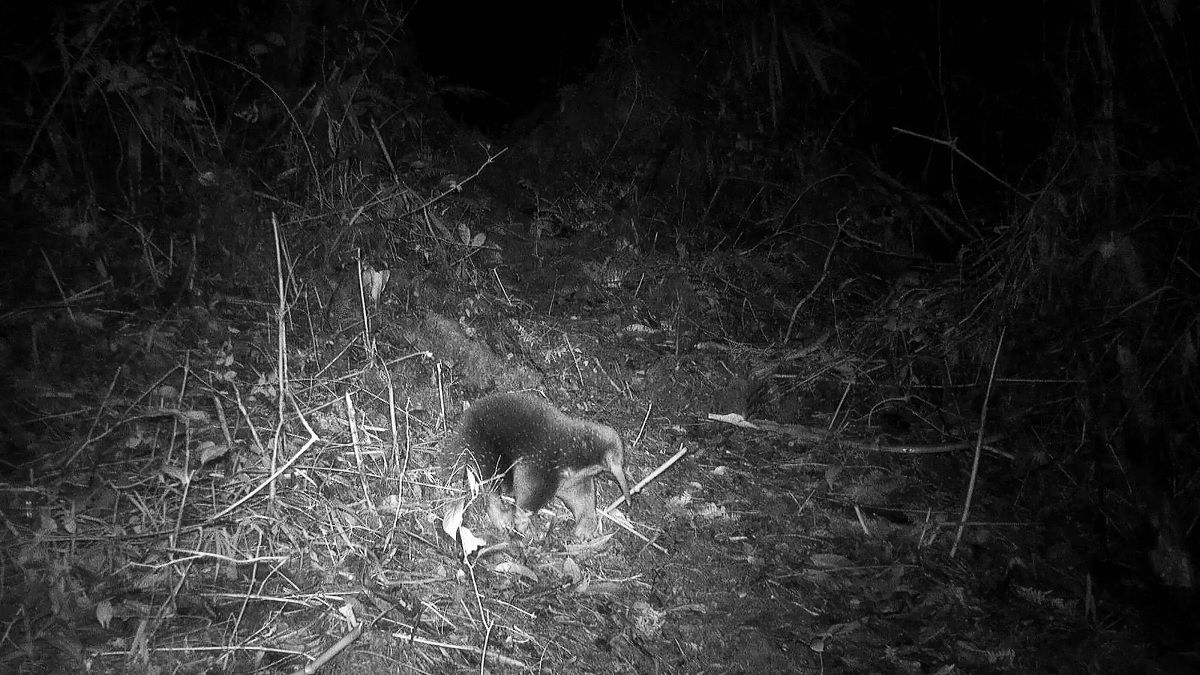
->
[1,1,1198,672]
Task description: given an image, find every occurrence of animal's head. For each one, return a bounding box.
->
[596,425,631,504]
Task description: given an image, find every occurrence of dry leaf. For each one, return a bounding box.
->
[441,497,465,538]
[495,561,539,582]
[562,557,582,584]
[197,441,227,465]
[96,600,114,629]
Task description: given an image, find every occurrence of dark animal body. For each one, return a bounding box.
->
[447,392,631,538]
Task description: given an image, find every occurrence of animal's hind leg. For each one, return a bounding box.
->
[484,494,514,531]
[485,491,535,536]
[557,477,599,539]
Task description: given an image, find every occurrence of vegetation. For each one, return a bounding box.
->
[1,0,1196,672]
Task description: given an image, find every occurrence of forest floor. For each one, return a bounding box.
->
[1,198,1183,674]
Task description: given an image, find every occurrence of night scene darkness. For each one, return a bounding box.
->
[1,1,1198,672]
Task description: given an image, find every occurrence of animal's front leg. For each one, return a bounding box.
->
[557,476,599,539]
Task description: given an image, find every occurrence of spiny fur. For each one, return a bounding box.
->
[447,392,630,537]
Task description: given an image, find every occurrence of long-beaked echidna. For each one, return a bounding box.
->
[447,392,631,539]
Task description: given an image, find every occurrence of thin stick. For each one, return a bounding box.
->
[232,386,268,455]
[385,370,400,485]
[211,394,236,474]
[465,562,493,675]
[38,249,75,322]
[853,504,870,536]
[631,401,652,451]
[385,632,527,669]
[565,335,585,388]
[372,118,398,179]
[951,327,1005,557]
[492,266,512,305]
[381,373,406,558]
[346,391,375,511]
[783,216,843,343]
[398,147,508,220]
[437,362,448,433]
[707,413,1007,458]
[583,436,682,554]
[398,394,412,500]
[354,256,375,360]
[205,392,319,522]
[893,127,1033,201]
[272,213,289,506]
[61,365,124,468]
[622,445,688,503]
[592,445,687,553]
[595,508,666,554]
[290,622,364,675]
[170,435,192,549]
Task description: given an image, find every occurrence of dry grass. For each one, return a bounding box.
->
[0,215,676,674]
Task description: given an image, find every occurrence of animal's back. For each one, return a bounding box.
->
[446,391,630,539]
[455,392,564,509]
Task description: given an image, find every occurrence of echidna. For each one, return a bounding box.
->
[446,392,631,539]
